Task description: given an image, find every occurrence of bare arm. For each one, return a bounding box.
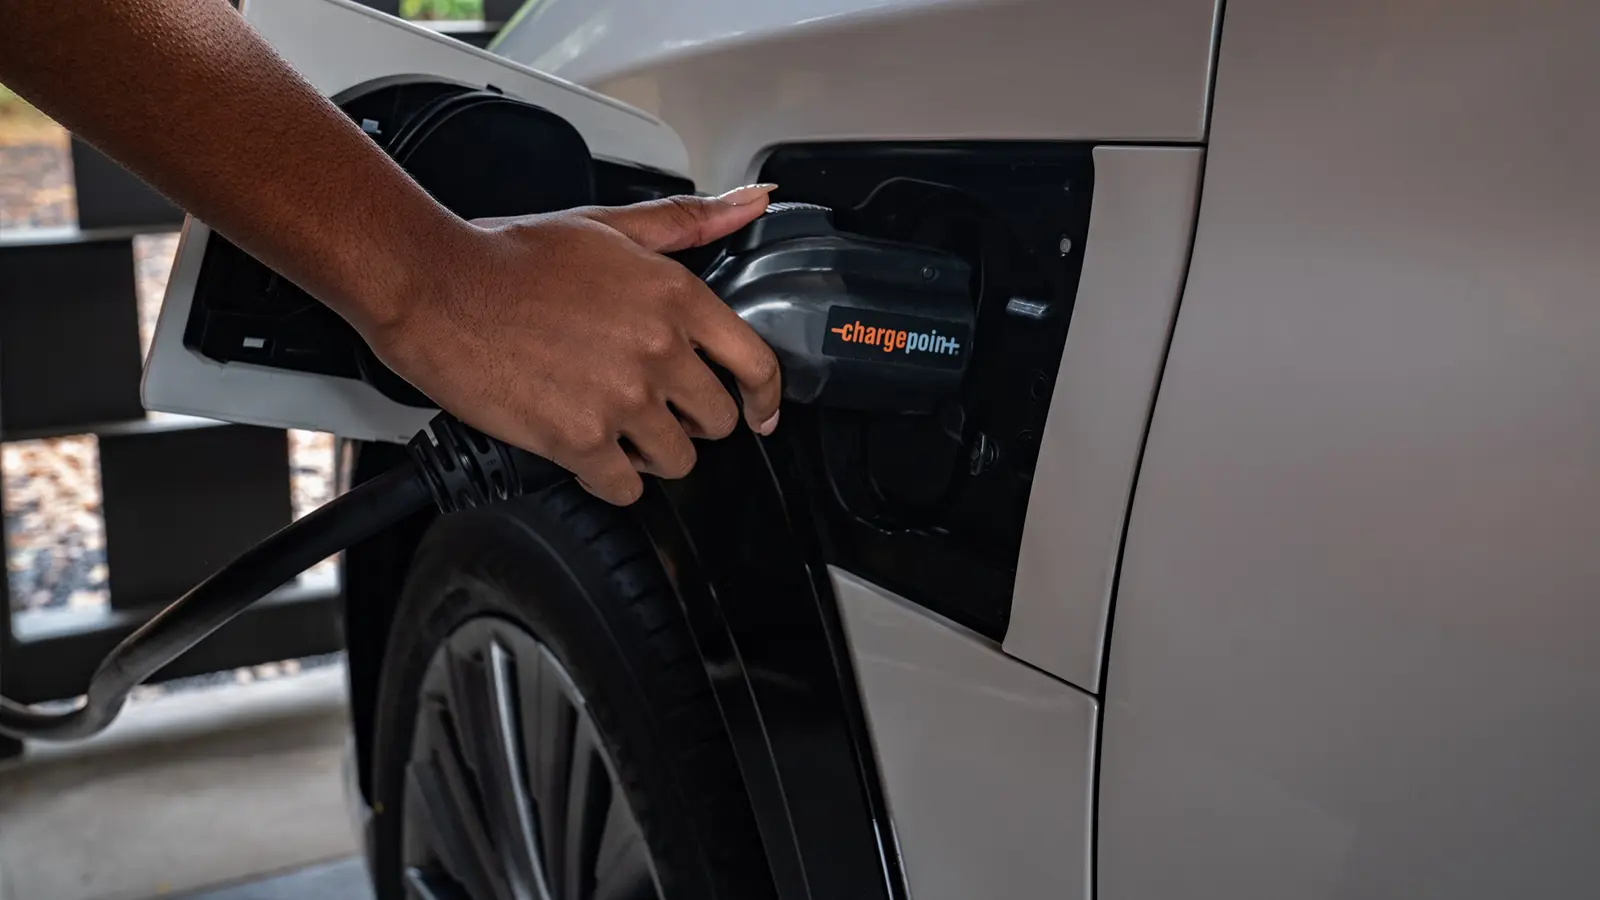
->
[0,0,782,505]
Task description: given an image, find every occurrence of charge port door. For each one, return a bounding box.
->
[142,0,697,443]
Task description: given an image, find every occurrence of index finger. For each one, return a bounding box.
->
[688,293,783,434]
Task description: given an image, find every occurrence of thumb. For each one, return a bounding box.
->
[584,184,777,253]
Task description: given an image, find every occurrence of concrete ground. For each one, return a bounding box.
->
[0,663,363,900]
[172,858,371,900]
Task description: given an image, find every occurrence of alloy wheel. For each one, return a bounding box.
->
[401,617,663,900]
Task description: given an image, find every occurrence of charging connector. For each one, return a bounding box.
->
[708,201,975,413]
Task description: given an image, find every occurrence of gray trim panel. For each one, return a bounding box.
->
[833,568,1096,900]
[1004,146,1204,692]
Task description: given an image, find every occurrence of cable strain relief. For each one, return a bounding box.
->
[407,413,517,513]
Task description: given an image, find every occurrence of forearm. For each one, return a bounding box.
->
[0,0,463,333]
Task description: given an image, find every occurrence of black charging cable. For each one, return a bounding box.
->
[0,414,567,742]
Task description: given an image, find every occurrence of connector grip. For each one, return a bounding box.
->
[408,414,568,513]
[706,203,975,414]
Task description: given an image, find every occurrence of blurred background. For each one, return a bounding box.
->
[0,57,338,698]
[0,3,496,899]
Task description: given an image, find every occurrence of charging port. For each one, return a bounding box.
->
[758,144,1095,637]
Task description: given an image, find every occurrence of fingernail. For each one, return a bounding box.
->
[718,183,778,205]
[756,410,780,435]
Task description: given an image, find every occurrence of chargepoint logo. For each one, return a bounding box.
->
[822,306,970,370]
[830,320,963,358]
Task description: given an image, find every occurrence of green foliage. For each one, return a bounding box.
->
[0,82,44,119]
[401,0,484,20]
[0,81,56,140]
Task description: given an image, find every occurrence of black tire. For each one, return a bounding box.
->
[368,483,772,900]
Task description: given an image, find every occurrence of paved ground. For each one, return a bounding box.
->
[174,858,372,900]
[0,664,359,900]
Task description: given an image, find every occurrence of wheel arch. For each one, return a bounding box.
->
[340,429,907,900]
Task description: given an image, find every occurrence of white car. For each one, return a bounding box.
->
[143,0,1600,898]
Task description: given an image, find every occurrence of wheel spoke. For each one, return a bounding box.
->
[448,630,547,896]
[487,638,559,900]
[407,756,496,900]
[404,620,661,900]
[405,866,474,900]
[524,643,577,896]
[442,639,500,807]
[415,697,515,900]
[591,791,656,900]
[563,715,612,900]
[404,769,475,889]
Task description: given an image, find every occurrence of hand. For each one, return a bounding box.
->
[366,185,783,505]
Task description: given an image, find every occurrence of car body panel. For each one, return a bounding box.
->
[1099,1,1600,896]
[832,568,1097,900]
[493,0,1221,189]
[1005,145,1204,692]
